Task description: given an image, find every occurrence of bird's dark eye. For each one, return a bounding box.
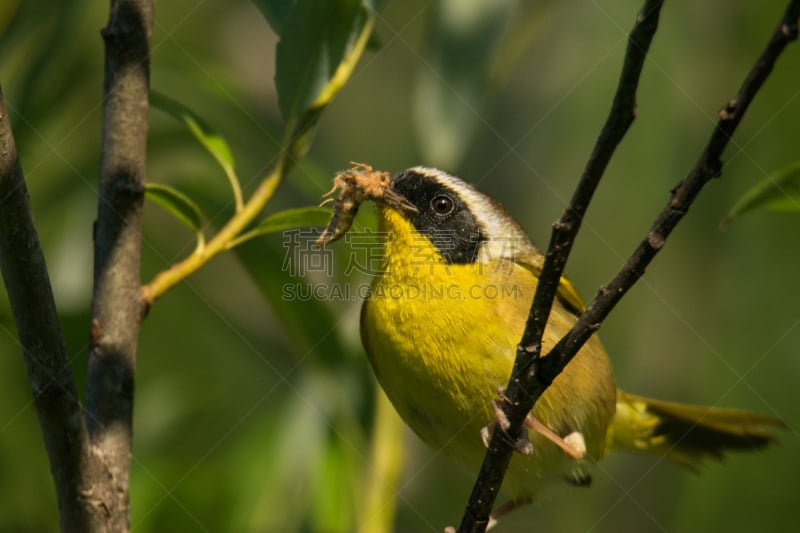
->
[431,194,454,216]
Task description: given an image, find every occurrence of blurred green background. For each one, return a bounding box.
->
[1,1,798,532]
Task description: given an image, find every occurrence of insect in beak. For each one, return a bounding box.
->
[315,162,416,247]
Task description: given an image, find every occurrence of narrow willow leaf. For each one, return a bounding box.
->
[275,0,368,122]
[150,91,243,208]
[306,10,374,112]
[224,206,332,250]
[258,206,332,234]
[723,162,800,226]
[145,183,205,235]
[150,91,235,171]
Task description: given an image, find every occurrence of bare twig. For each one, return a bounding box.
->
[457,2,663,531]
[458,0,800,531]
[519,0,664,355]
[0,89,105,533]
[84,1,154,531]
[539,0,800,384]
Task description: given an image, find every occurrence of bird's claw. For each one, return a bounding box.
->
[481,395,533,455]
[481,388,586,460]
[524,414,586,460]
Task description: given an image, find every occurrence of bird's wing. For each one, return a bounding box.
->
[513,250,586,317]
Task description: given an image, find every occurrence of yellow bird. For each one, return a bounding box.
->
[320,164,783,522]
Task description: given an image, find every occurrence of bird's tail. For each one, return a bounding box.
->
[608,390,785,470]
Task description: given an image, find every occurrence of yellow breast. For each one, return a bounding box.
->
[360,208,616,499]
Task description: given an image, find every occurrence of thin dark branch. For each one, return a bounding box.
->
[520,0,663,356]
[458,0,800,531]
[0,88,104,533]
[84,1,154,531]
[541,0,800,383]
[457,2,664,531]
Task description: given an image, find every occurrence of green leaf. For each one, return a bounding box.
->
[224,206,332,250]
[150,91,235,171]
[145,183,205,235]
[258,206,332,234]
[275,0,370,122]
[724,162,800,226]
[251,0,295,36]
[150,91,243,209]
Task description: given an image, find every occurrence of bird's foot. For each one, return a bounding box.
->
[524,414,586,460]
[480,395,534,455]
[481,388,586,460]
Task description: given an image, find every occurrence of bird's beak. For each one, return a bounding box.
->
[380,187,418,214]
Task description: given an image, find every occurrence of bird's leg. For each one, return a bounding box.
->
[480,393,533,455]
[524,414,586,460]
[480,400,507,445]
[482,387,586,459]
